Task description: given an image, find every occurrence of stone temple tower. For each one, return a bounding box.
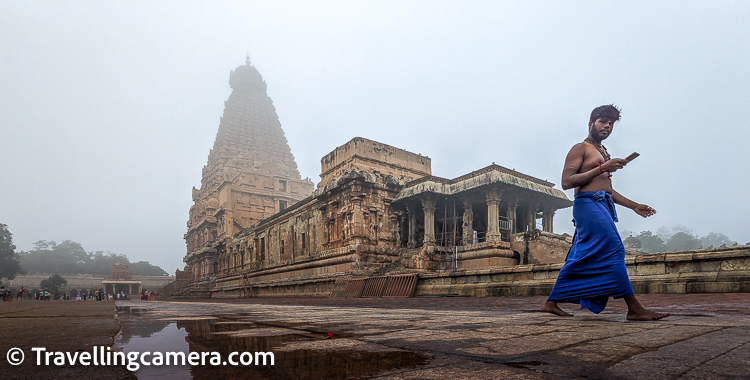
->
[184,57,314,277]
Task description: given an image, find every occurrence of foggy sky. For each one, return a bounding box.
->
[2,1,748,273]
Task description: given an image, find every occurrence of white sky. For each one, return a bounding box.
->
[2,1,748,273]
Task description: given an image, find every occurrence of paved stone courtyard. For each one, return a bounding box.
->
[117,293,750,379]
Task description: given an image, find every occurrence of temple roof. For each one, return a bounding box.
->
[229,62,264,88]
[394,164,571,207]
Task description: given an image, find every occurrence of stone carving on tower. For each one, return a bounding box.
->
[184,57,314,275]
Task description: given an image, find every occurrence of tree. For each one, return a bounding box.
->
[40,274,67,291]
[19,240,87,274]
[665,232,701,252]
[18,240,166,276]
[129,261,168,276]
[700,232,736,248]
[0,224,23,284]
[635,231,666,253]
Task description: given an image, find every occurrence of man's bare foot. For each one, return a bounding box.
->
[541,301,573,317]
[626,309,670,321]
[623,295,669,321]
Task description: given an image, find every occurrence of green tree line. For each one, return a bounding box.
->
[18,240,168,276]
[620,225,743,254]
[0,224,23,284]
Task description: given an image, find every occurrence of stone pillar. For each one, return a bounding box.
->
[527,202,539,232]
[388,213,399,243]
[224,210,234,238]
[407,205,417,249]
[507,198,518,234]
[542,208,555,233]
[382,199,395,242]
[422,198,436,246]
[486,189,504,243]
[462,200,473,246]
[351,196,366,240]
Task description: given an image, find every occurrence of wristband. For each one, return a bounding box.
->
[597,163,604,174]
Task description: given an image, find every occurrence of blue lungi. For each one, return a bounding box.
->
[547,190,634,313]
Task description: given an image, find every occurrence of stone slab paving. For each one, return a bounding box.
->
[0,300,134,380]
[111,293,750,379]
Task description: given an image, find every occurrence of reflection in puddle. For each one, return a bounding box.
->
[116,308,191,379]
[115,306,428,379]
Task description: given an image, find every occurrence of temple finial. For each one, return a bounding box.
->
[246,53,250,66]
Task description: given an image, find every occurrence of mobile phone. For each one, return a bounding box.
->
[625,152,640,162]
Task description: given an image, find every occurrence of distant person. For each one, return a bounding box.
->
[16,286,24,301]
[541,105,669,321]
[0,287,6,302]
[150,291,155,301]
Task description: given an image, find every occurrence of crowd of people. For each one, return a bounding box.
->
[0,286,157,302]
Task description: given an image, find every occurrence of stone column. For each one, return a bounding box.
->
[422,198,437,246]
[528,202,539,232]
[507,198,518,234]
[407,205,417,248]
[388,213,399,243]
[486,189,504,243]
[542,208,555,233]
[351,196,366,240]
[462,200,473,246]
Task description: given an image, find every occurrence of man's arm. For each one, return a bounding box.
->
[611,190,656,218]
[561,144,600,190]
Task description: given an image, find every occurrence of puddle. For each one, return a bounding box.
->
[115,306,428,379]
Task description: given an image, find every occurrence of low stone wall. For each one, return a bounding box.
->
[212,274,341,298]
[509,230,573,265]
[213,244,397,288]
[416,246,750,297]
[178,244,398,298]
[3,273,175,293]
[173,245,750,299]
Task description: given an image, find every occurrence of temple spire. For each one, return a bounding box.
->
[246,53,250,66]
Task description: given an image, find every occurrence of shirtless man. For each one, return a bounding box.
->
[541,104,669,321]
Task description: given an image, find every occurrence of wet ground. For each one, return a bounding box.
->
[1,295,748,379]
[0,300,134,380]
[114,293,750,379]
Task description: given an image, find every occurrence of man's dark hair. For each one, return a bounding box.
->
[589,104,621,124]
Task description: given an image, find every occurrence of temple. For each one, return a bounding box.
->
[181,59,574,297]
[183,56,315,281]
[102,262,142,295]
